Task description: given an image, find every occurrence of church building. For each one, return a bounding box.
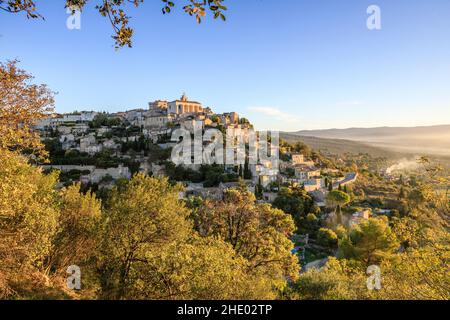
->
[167,93,205,115]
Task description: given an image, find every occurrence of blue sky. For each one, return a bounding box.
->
[1,0,450,131]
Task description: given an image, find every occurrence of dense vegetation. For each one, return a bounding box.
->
[0,151,298,299]
[165,163,241,187]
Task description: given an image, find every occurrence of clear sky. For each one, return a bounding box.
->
[1,0,450,131]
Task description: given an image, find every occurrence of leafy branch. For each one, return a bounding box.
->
[0,0,227,48]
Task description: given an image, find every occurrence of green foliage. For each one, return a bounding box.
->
[147,143,171,163]
[255,177,263,199]
[98,174,191,298]
[273,186,316,231]
[90,113,122,128]
[297,213,320,236]
[165,163,239,186]
[59,169,91,184]
[294,216,450,300]
[124,236,275,299]
[292,257,371,300]
[243,160,252,179]
[192,187,300,286]
[49,148,123,169]
[326,190,351,208]
[291,141,312,157]
[337,216,399,265]
[0,149,59,269]
[1,1,227,48]
[238,117,250,124]
[49,183,101,292]
[0,149,61,298]
[97,173,279,299]
[380,244,450,299]
[317,228,338,247]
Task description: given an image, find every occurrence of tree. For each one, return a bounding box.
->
[317,228,338,248]
[98,174,191,299]
[326,190,351,210]
[0,149,59,266]
[297,213,320,236]
[48,183,102,277]
[0,149,60,298]
[128,236,275,299]
[243,160,252,180]
[292,141,311,157]
[408,188,427,204]
[398,186,406,199]
[379,244,450,300]
[294,216,450,300]
[255,177,263,199]
[90,112,109,128]
[0,152,279,299]
[273,186,315,228]
[326,190,350,223]
[337,216,399,266]
[0,60,54,160]
[291,257,370,300]
[239,117,250,125]
[0,0,227,48]
[384,207,450,300]
[97,174,281,299]
[192,187,300,285]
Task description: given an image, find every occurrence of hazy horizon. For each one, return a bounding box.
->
[287,124,450,156]
[286,123,450,132]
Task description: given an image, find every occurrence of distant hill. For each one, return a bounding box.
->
[286,125,450,157]
[280,133,405,159]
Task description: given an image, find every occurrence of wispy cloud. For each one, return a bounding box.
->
[247,107,300,123]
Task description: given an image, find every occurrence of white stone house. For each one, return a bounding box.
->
[80,135,102,155]
[140,114,174,128]
[103,139,118,150]
[291,153,315,167]
[57,126,73,135]
[72,123,90,135]
[97,126,111,136]
[294,165,321,182]
[303,178,325,192]
[59,134,75,144]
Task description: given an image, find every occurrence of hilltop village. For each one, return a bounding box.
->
[37,94,356,204]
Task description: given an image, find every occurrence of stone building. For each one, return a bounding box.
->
[292,153,315,166]
[168,94,205,115]
[149,100,168,111]
[140,114,174,128]
[294,165,321,181]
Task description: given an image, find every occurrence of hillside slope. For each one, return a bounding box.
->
[287,125,450,156]
[280,133,405,159]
